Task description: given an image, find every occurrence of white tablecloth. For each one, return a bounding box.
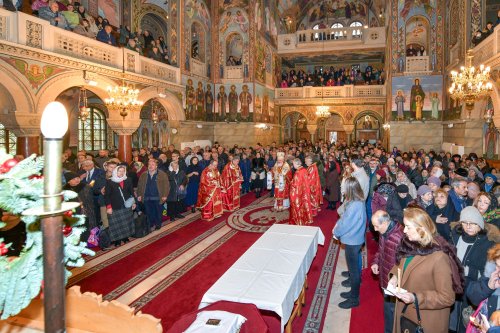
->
[199,224,325,332]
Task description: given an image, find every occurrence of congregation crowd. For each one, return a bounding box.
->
[472,11,500,47]
[0,0,173,65]
[280,66,385,88]
[12,138,496,333]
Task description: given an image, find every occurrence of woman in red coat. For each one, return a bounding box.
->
[289,158,313,225]
[196,160,223,221]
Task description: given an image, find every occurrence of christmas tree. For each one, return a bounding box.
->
[0,153,93,319]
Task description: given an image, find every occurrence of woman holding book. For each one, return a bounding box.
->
[388,207,464,333]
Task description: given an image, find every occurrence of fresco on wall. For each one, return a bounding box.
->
[405,17,429,51]
[226,33,243,65]
[391,75,443,120]
[254,38,266,84]
[220,8,249,34]
[254,0,278,46]
[213,83,255,122]
[254,84,276,124]
[98,0,120,27]
[400,0,434,19]
[301,0,367,28]
[142,0,169,11]
[183,0,211,75]
[186,0,211,27]
[218,0,249,13]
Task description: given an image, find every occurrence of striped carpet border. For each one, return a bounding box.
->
[129,229,239,310]
[68,215,199,286]
[103,221,227,301]
[302,240,340,333]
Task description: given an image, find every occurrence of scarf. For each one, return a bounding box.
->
[111,166,127,183]
[396,235,465,294]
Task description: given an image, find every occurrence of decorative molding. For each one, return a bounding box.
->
[0,42,184,94]
[275,97,386,106]
[25,20,42,49]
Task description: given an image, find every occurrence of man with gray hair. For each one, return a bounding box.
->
[448,178,468,213]
[370,210,404,333]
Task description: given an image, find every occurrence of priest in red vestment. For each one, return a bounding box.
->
[289,158,313,225]
[305,156,323,216]
[196,160,223,221]
[272,152,292,212]
[221,155,243,212]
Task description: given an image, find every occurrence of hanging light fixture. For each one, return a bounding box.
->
[449,9,493,119]
[315,36,330,119]
[78,87,90,121]
[104,49,144,119]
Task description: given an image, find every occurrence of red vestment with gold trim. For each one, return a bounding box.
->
[221,162,243,211]
[196,167,223,221]
[307,164,323,216]
[289,167,313,225]
[272,162,292,210]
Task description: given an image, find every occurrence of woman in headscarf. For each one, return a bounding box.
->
[395,171,417,200]
[63,171,97,241]
[185,156,202,213]
[371,183,403,224]
[474,192,500,229]
[425,188,459,242]
[166,161,187,221]
[105,165,136,247]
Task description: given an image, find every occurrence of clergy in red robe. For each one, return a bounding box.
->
[272,152,292,212]
[289,158,313,225]
[305,156,323,216]
[196,160,223,221]
[221,155,243,212]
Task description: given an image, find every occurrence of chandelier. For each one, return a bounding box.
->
[78,87,90,121]
[104,79,143,119]
[316,105,330,118]
[449,50,492,116]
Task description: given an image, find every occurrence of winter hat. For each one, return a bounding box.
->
[376,169,386,178]
[484,173,498,182]
[459,206,484,229]
[455,168,468,178]
[64,172,80,183]
[396,184,409,194]
[417,185,432,197]
[427,176,441,187]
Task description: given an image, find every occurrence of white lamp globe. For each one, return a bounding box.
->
[41,102,68,139]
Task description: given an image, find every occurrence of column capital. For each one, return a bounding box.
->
[107,113,141,135]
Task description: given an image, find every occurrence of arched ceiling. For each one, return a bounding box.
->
[277,0,388,32]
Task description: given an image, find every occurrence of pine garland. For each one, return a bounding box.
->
[0,154,94,319]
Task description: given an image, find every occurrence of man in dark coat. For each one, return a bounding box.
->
[406,158,423,188]
[370,210,405,333]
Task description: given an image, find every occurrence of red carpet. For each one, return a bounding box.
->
[349,233,385,333]
[72,195,383,333]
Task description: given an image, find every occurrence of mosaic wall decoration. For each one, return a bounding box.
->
[213,83,255,122]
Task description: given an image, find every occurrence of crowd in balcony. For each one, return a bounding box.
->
[279,66,385,88]
[472,13,500,47]
[0,0,172,65]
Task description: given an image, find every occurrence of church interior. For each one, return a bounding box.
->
[0,0,499,332]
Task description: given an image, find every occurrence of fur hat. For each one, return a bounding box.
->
[396,184,409,194]
[459,206,484,229]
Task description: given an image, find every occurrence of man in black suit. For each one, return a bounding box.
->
[80,160,106,225]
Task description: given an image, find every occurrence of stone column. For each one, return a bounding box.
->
[343,124,355,145]
[306,124,318,143]
[107,115,141,164]
[16,135,40,157]
[8,117,42,156]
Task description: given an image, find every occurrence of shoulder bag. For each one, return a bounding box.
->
[400,293,424,333]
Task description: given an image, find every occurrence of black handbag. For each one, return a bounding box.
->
[400,293,424,333]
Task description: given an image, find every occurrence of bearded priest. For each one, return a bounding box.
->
[196,159,223,221]
[221,155,244,212]
[272,152,292,212]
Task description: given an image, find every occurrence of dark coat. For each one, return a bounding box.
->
[167,169,187,202]
[325,167,340,202]
[371,191,403,224]
[466,275,498,319]
[372,221,404,288]
[137,169,170,203]
[104,178,134,210]
[426,201,459,242]
[407,167,423,188]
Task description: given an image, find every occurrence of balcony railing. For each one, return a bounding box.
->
[405,56,430,73]
[472,25,500,67]
[275,85,386,100]
[278,26,386,53]
[225,65,243,80]
[0,9,181,85]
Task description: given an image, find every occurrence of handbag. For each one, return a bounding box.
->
[400,293,424,333]
[87,227,100,248]
[118,187,135,209]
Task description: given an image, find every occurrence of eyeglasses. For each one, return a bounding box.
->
[461,222,478,227]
